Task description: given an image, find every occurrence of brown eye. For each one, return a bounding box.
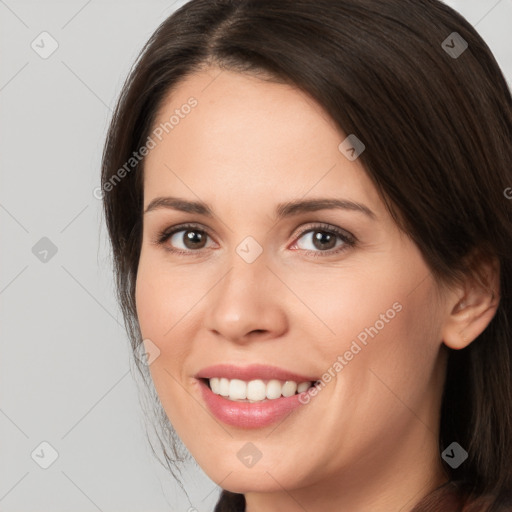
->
[311,231,337,250]
[294,228,347,252]
[170,228,209,250]
[289,223,357,258]
[155,223,214,254]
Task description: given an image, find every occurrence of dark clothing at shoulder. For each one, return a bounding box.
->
[214,490,246,512]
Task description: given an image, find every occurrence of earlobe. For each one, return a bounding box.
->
[442,259,500,351]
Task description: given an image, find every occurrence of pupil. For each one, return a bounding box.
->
[313,231,335,250]
[184,230,205,249]
[181,230,336,251]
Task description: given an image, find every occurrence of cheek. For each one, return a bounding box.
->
[328,278,443,435]
[287,260,407,359]
[135,250,160,335]
[294,256,442,412]
[289,281,443,472]
[134,259,196,426]
[135,252,197,342]
[134,253,206,383]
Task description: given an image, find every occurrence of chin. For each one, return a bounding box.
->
[213,470,300,495]
[194,449,311,494]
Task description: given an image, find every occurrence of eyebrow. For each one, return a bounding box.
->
[143,196,376,220]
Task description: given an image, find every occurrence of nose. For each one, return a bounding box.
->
[202,254,289,344]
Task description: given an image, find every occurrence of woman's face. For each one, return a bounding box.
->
[135,67,449,499]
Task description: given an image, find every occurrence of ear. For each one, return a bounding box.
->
[441,253,500,350]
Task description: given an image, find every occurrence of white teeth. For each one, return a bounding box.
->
[247,379,267,401]
[219,377,230,397]
[282,381,298,397]
[266,379,282,399]
[297,381,311,393]
[228,379,247,400]
[210,377,220,394]
[207,377,313,401]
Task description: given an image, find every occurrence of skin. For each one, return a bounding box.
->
[135,67,499,512]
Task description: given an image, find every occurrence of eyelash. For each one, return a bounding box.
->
[152,222,357,258]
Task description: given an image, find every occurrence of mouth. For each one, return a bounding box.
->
[200,377,316,403]
[195,364,320,428]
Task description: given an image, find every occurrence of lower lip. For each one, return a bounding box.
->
[198,379,309,429]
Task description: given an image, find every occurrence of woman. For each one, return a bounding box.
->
[100,0,512,510]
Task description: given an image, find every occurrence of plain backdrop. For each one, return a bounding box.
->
[1,1,511,511]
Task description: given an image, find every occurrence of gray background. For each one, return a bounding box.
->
[1,1,511,511]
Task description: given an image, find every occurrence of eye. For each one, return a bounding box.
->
[290,223,356,257]
[154,223,214,255]
[153,222,356,257]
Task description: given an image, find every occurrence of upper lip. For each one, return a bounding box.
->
[195,364,318,383]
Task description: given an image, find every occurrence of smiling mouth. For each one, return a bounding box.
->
[201,377,318,403]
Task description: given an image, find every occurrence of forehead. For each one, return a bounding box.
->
[142,67,383,216]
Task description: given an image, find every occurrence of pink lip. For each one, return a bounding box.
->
[195,364,318,429]
[197,379,309,429]
[195,363,318,383]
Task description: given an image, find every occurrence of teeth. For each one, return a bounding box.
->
[207,378,313,402]
[247,379,267,401]
[219,377,230,397]
[282,380,298,397]
[297,381,311,393]
[266,379,282,399]
[210,377,220,394]
[229,379,247,400]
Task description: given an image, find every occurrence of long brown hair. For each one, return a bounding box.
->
[101,1,512,510]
